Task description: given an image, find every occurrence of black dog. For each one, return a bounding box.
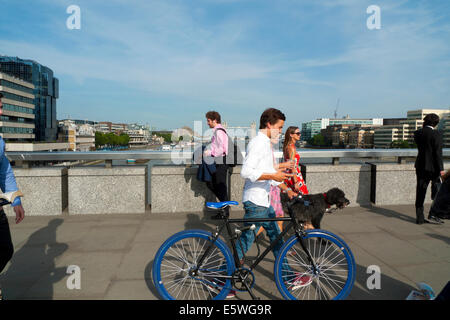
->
[280,188,350,229]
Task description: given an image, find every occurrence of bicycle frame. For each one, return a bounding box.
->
[192,209,319,298]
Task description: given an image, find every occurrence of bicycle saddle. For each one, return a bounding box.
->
[206,201,239,209]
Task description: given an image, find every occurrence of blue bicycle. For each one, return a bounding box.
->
[152,199,355,300]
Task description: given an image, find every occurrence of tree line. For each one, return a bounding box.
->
[95,132,130,149]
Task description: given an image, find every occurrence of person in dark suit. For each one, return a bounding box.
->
[414,113,445,225]
[429,169,450,220]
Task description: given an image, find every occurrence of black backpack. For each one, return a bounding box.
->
[215,127,243,167]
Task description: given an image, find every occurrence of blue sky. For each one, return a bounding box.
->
[1,0,449,130]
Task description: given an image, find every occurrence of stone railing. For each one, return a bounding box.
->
[3,149,449,216]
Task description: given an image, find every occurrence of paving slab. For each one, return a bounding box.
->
[0,204,449,300]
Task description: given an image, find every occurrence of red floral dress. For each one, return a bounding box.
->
[284,145,309,195]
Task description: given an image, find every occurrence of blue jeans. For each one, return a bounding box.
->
[235,201,293,281]
[236,201,284,260]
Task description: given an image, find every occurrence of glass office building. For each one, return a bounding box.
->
[301,117,383,141]
[0,56,59,141]
[0,72,36,142]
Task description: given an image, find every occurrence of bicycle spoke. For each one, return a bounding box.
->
[154,233,232,300]
[277,233,354,300]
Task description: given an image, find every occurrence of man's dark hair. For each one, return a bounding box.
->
[206,111,221,124]
[423,113,440,128]
[259,108,286,129]
[0,93,3,99]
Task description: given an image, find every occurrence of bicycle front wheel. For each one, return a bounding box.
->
[152,229,235,300]
[274,230,355,300]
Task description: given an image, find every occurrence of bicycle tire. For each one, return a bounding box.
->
[152,229,235,300]
[306,229,356,288]
[274,230,355,300]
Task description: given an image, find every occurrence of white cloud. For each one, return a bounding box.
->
[2,0,449,126]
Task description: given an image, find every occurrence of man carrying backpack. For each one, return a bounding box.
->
[204,111,231,217]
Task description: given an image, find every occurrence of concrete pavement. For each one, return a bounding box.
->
[1,204,449,300]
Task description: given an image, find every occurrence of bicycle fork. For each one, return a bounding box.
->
[295,226,319,275]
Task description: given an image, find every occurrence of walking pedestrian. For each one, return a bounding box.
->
[236,108,311,289]
[414,113,445,225]
[203,111,231,217]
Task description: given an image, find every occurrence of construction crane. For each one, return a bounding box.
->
[334,98,340,119]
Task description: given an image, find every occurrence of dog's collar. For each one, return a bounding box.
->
[323,193,331,208]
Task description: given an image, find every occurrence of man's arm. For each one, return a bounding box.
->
[0,138,25,223]
[259,171,293,182]
[277,182,297,199]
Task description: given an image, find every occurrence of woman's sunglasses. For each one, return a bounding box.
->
[293,132,301,135]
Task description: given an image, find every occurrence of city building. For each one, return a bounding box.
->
[374,108,450,148]
[57,120,76,151]
[0,56,59,142]
[331,127,350,147]
[347,127,376,149]
[406,109,450,129]
[151,134,165,145]
[60,119,97,126]
[373,124,410,148]
[76,123,95,151]
[382,118,407,126]
[0,72,35,142]
[301,116,383,142]
[326,125,377,149]
[126,123,151,148]
[321,124,353,146]
[57,119,95,151]
[442,115,450,148]
[94,121,128,134]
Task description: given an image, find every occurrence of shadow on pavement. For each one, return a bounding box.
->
[425,233,450,245]
[144,259,161,299]
[350,264,415,300]
[0,218,68,299]
[360,204,416,224]
[184,212,215,233]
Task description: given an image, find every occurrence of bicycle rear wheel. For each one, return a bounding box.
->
[152,229,235,300]
[274,230,355,300]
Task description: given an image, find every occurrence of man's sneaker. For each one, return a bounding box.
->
[428,215,444,224]
[225,289,236,299]
[290,274,313,290]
